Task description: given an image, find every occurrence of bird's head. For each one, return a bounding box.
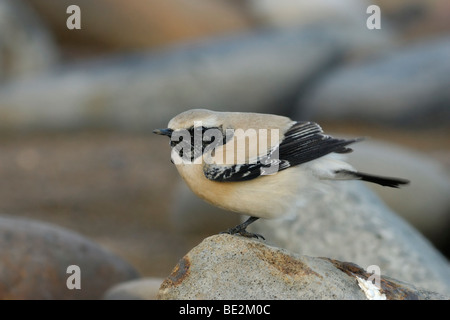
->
[154,109,228,163]
[153,109,221,138]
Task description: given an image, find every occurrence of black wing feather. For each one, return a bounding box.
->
[204,121,361,182]
[335,170,410,188]
[276,121,361,170]
[203,163,262,182]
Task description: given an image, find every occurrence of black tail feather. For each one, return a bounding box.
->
[336,170,410,188]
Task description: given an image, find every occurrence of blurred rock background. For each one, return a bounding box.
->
[0,0,449,298]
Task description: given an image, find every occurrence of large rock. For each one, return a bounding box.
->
[0,215,139,299]
[249,180,450,295]
[297,36,450,127]
[347,139,450,246]
[0,0,58,82]
[0,25,385,131]
[158,234,447,300]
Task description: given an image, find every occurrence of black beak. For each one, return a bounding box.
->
[153,128,173,137]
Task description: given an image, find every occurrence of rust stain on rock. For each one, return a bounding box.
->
[159,255,190,290]
[248,242,321,279]
[323,258,420,300]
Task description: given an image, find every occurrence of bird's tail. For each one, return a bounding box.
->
[335,170,410,188]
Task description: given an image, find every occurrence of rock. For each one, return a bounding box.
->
[0,25,363,131]
[157,234,447,300]
[297,36,450,127]
[0,215,139,299]
[249,180,450,295]
[103,277,164,300]
[0,0,59,82]
[346,139,450,247]
[25,0,251,51]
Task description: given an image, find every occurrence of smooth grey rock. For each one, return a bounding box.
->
[0,215,139,299]
[103,277,164,300]
[0,0,58,82]
[249,180,450,295]
[158,234,447,300]
[297,36,450,126]
[346,139,450,246]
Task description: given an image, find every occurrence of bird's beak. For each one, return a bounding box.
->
[153,128,173,137]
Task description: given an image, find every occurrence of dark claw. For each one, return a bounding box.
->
[220,226,265,240]
[220,216,265,240]
[237,230,265,240]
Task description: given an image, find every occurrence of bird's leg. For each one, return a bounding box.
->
[221,216,265,240]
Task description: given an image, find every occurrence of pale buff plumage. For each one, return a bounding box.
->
[166,109,352,218]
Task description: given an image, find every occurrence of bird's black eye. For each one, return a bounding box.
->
[173,125,225,162]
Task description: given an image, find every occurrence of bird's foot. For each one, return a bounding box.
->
[220,226,265,240]
[220,216,265,240]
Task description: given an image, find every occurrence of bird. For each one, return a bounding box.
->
[154,109,409,239]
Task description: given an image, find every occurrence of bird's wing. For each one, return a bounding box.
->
[203,121,361,182]
[275,121,360,170]
[203,162,265,182]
